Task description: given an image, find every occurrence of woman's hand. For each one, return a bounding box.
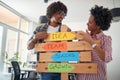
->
[81,30,94,45]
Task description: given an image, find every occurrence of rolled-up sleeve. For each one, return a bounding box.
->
[102,36,112,63]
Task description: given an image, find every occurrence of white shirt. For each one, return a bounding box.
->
[47,25,59,33]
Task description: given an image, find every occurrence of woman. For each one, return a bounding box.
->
[77,5,112,80]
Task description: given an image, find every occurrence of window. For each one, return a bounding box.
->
[0,26,4,73]
[0,5,19,28]
[21,19,29,33]
[5,29,17,59]
[0,26,3,55]
[19,33,28,62]
[0,2,32,72]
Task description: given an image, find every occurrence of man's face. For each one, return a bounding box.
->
[51,11,66,24]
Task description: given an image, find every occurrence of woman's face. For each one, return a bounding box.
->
[51,11,66,24]
[87,15,98,32]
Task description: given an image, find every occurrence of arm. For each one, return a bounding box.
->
[27,37,37,50]
[27,32,48,50]
[90,36,112,62]
[27,26,39,50]
[89,40,105,61]
[81,31,105,61]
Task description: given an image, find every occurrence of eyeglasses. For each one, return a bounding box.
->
[58,11,66,17]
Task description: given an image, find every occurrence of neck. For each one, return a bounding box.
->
[49,21,59,27]
[91,30,101,36]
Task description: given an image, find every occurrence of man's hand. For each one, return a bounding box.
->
[35,32,48,40]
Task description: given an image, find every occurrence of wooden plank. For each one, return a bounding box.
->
[60,24,70,32]
[36,63,97,74]
[35,41,93,52]
[61,73,68,80]
[38,52,91,62]
[80,52,91,62]
[44,31,84,41]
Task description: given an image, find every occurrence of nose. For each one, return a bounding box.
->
[60,15,65,19]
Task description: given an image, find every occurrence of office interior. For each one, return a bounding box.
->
[0,0,120,80]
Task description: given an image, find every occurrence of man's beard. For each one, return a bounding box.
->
[57,22,62,25]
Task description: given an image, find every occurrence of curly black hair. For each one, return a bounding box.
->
[90,5,112,30]
[46,1,67,20]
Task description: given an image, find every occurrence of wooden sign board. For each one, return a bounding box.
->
[34,28,99,80]
[60,24,70,32]
[61,73,68,80]
[44,31,84,41]
[38,52,91,62]
[35,41,93,52]
[36,63,97,74]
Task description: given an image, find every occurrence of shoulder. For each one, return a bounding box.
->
[103,34,112,41]
[100,33,112,47]
[97,32,112,41]
[35,26,40,31]
[98,33,112,51]
[35,24,48,32]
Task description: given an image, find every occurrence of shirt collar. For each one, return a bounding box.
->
[92,31,104,39]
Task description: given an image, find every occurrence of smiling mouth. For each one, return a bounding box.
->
[59,18,63,21]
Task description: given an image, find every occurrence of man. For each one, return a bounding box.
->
[27,1,70,80]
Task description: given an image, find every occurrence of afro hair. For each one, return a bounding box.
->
[46,1,67,20]
[90,5,112,30]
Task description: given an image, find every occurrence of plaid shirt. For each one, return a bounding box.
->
[30,23,61,43]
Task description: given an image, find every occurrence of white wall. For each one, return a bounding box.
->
[1,0,117,22]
